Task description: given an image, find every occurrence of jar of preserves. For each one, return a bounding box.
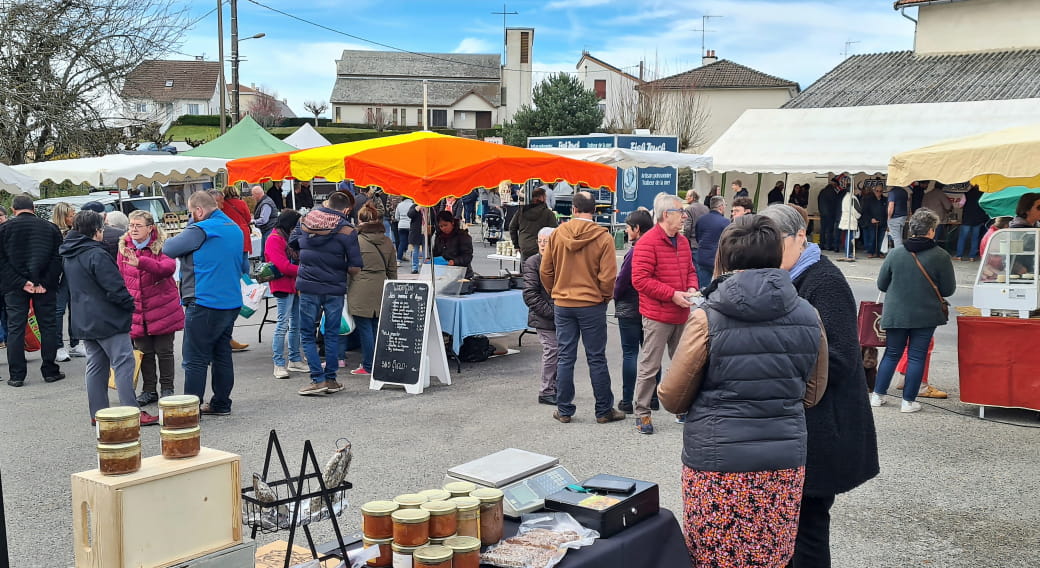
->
[391,542,424,568]
[97,441,141,476]
[160,426,201,459]
[361,500,399,539]
[95,406,140,444]
[418,488,452,502]
[429,534,455,546]
[158,395,200,428]
[363,536,393,567]
[443,481,476,499]
[393,493,428,509]
[413,544,453,568]
[443,536,481,568]
[449,496,480,540]
[470,487,504,545]
[420,500,458,538]
[391,508,430,546]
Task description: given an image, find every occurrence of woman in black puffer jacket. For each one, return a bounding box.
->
[431,210,474,278]
[523,227,557,406]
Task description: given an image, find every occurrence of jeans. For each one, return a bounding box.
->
[383,219,393,239]
[956,223,984,259]
[134,333,176,393]
[4,289,60,381]
[696,264,714,292]
[182,302,238,413]
[874,326,936,402]
[554,303,614,418]
[55,277,78,349]
[842,230,856,259]
[299,293,344,383]
[862,223,880,255]
[397,228,410,260]
[411,244,425,272]
[819,215,836,250]
[617,317,642,404]
[354,315,378,372]
[84,334,139,419]
[272,293,301,367]
[888,216,906,250]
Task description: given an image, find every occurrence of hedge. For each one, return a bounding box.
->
[272,129,459,144]
[173,115,229,126]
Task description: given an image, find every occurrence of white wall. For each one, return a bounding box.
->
[685,88,794,154]
[916,0,1040,55]
[502,28,533,124]
[577,58,642,130]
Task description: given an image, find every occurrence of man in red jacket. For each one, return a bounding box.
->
[631,193,699,434]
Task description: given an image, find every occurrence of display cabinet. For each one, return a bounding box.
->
[973,228,1040,318]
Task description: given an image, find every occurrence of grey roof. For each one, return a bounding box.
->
[330,78,500,107]
[638,59,798,90]
[784,49,1040,109]
[336,50,501,80]
[121,60,220,102]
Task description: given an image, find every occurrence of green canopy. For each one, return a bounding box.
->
[182,115,295,159]
[979,186,1040,218]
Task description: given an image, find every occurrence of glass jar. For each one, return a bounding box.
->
[412,544,453,568]
[420,500,458,538]
[418,488,452,502]
[361,500,399,539]
[443,536,481,568]
[160,426,201,459]
[158,395,200,428]
[393,493,428,509]
[391,508,430,546]
[391,542,424,568]
[448,497,480,540]
[363,536,393,567]
[97,441,141,476]
[442,481,476,499]
[95,406,140,444]
[470,487,504,545]
[429,534,455,546]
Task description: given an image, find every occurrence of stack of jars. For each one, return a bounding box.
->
[95,406,143,476]
[157,395,201,459]
[360,481,505,567]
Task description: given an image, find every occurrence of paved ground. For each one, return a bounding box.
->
[1,237,1038,568]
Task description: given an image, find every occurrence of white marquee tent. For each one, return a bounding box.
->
[11,154,228,188]
[283,123,331,149]
[0,163,41,196]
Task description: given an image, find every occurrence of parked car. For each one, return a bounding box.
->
[34,192,171,221]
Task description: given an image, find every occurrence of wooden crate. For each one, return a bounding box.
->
[72,447,242,568]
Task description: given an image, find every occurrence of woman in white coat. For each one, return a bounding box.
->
[838,188,862,261]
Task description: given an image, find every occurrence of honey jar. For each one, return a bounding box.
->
[362,536,393,567]
[361,500,399,539]
[393,492,428,509]
[160,426,201,459]
[412,544,453,568]
[443,481,476,498]
[420,500,458,538]
[391,508,430,546]
[97,441,141,476]
[391,542,424,568]
[158,394,200,428]
[443,536,481,568]
[470,487,504,545]
[418,488,452,502]
[429,534,455,546]
[95,406,140,444]
[448,496,480,540]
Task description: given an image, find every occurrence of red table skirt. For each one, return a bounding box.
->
[958,316,1040,411]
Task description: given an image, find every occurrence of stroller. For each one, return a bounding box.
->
[482,206,504,246]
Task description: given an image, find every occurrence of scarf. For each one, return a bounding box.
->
[132,236,151,250]
[790,242,821,281]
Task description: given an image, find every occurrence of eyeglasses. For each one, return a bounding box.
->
[537,239,550,245]
[128,223,149,229]
[664,208,688,218]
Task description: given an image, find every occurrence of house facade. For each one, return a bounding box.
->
[121,60,221,130]
[575,51,644,130]
[897,0,1040,55]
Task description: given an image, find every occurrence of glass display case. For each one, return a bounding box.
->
[973,228,1040,318]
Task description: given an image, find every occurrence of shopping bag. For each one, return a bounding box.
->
[240,275,267,318]
[108,350,144,390]
[252,261,283,284]
[880,231,890,254]
[319,304,356,335]
[24,300,41,352]
[857,299,886,347]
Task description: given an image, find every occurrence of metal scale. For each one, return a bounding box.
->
[444,448,577,518]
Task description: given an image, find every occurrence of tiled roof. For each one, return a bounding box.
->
[637,59,798,91]
[893,0,973,7]
[576,52,644,84]
[336,50,500,80]
[121,60,220,102]
[330,78,500,107]
[783,49,1040,109]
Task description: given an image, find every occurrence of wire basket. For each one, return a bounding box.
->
[242,472,353,534]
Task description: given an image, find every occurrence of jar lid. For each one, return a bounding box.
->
[390,542,425,554]
[95,406,140,421]
[391,508,430,524]
[448,496,480,511]
[420,500,457,515]
[413,545,453,563]
[361,500,399,516]
[97,440,141,452]
[417,488,451,502]
[362,536,393,546]
[158,394,200,408]
[443,481,477,493]
[394,493,428,507]
[429,535,455,545]
[160,426,201,439]
[470,487,504,502]
[443,535,481,553]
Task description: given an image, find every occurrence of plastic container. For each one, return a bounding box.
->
[361,500,399,539]
[393,492,428,509]
[470,487,504,545]
[443,536,481,568]
[159,426,201,459]
[95,406,140,444]
[391,508,430,546]
[443,481,477,498]
[362,536,393,567]
[391,542,425,568]
[449,496,480,540]
[97,441,142,476]
[417,488,452,502]
[420,500,458,538]
[412,544,453,568]
[158,395,200,428]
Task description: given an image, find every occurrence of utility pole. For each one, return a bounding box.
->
[230,0,240,124]
[217,0,226,133]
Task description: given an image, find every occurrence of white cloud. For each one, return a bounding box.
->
[453,37,496,54]
[546,0,614,9]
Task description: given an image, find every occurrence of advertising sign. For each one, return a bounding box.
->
[615,166,677,223]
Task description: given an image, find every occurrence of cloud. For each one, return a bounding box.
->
[545,0,614,9]
[453,37,496,54]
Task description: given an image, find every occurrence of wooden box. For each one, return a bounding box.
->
[72,447,242,568]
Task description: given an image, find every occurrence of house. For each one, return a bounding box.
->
[121,59,221,130]
[233,84,297,120]
[575,51,645,130]
[894,0,1040,55]
[329,28,533,131]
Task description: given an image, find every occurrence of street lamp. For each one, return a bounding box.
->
[231,30,265,124]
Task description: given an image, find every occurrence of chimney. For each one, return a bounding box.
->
[702,49,717,66]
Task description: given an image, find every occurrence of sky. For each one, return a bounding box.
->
[176,0,919,117]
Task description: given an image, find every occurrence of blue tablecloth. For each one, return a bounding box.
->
[436,289,529,353]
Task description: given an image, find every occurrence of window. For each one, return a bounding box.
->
[186,103,200,115]
[335,106,341,121]
[135,103,148,113]
[392,108,398,125]
[402,108,407,126]
[594,80,606,100]
[417,108,423,128]
[164,79,174,87]
[598,103,606,115]
[429,109,447,128]
[520,31,530,64]
[501,86,507,105]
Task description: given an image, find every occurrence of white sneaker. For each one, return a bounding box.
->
[69,344,87,357]
[869,393,885,407]
[273,365,289,379]
[56,347,70,362]
[287,361,309,373]
[901,400,922,413]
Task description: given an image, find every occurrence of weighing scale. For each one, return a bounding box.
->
[445,448,578,518]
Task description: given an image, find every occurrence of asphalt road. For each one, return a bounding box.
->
[1,240,1038,568]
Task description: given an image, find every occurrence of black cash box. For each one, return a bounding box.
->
[543,474,659,538]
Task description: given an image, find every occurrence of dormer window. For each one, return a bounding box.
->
[164,80,174,87]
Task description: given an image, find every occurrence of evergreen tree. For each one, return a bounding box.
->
[503,73,604,147]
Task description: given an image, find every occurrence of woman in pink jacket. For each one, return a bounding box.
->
[117,210,185,405]
[266,209,307,379]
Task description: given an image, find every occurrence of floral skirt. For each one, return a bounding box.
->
[681,465,805,568]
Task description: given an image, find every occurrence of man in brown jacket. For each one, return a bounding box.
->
[540,191,625,424]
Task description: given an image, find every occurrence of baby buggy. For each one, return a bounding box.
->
[482,206,504,246]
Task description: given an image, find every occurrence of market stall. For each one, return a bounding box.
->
[10,154,227,189]
[436,289,529,355]
[0,162,40,196]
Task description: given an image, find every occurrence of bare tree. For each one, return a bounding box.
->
[302,100,328,126]
[246,86,283,128]
[607,60,712,151]
[364,108,393,132]
[0,0,187,164]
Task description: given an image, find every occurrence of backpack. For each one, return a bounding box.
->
[458,335,496,362]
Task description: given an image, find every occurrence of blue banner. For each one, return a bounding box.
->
[615,166,677,223]
[615,135,679,153]
[527,135,616,149]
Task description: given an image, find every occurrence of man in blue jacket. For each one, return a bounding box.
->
[290,191,363,396]
[164,191,247,416]
[693,196,730,288]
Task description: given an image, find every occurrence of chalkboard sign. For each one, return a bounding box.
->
[370,280,451,394]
